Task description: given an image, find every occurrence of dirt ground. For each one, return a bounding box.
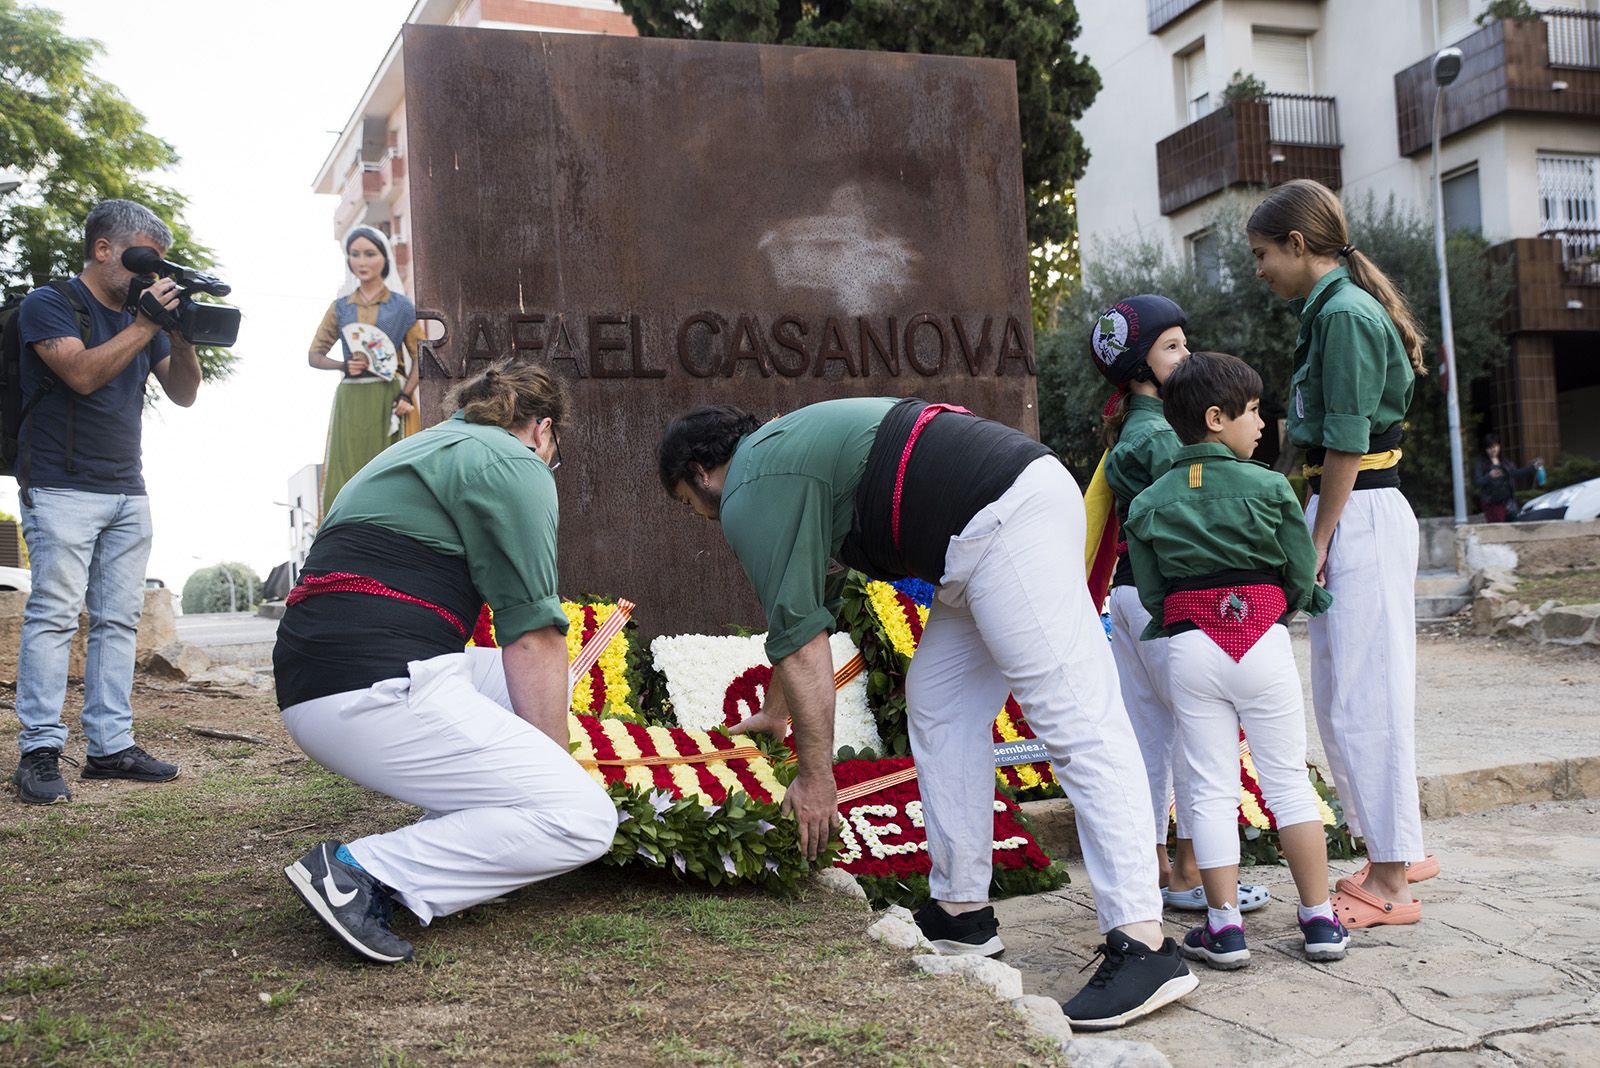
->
[0,680,1054,1068]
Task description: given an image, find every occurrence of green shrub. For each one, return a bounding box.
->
[181,562,263,614]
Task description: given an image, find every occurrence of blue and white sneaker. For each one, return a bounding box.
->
[284,840,412,964]
[1299,914,1350,962]
[1161,883,1271,913]
[1180,923,1250,970]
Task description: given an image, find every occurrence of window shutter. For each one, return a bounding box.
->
[1251,30,1311,94]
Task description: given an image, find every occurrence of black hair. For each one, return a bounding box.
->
[345,226,391,279]
[657,405,762,492]
[1162,351,1263,445]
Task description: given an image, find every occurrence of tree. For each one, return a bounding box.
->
[619,0,1100,328]
[0,0,234,380]
[1038,192,1512,518]
[181,562,263,615]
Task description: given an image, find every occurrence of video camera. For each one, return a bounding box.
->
[121,246,241,347]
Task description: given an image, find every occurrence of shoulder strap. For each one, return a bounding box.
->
[35,279,94,477]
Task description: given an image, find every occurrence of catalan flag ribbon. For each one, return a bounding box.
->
[1083,451,1121,611]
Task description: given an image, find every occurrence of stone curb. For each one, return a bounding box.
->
[1022,754,1600,857]
[847,904,1172,1067]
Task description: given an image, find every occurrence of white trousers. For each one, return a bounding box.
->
[1306,488,1425,863]
[1168,625,1324,869]
[1108,585,1191,844]
[281,648,619,924]
[907,457,1160,934]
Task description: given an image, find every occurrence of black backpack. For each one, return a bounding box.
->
[0,279,91,488]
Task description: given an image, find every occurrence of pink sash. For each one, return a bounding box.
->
[890,403,973,552]
[1163,584,1287,662]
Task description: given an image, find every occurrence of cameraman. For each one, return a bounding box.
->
[10,199,201,805]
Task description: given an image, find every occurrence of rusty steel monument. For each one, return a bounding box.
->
[402,25,1039,638]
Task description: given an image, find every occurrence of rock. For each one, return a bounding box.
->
[136,587,178,656]
[188,664,270,689]
[140,640,211,680]
[866,905,933,951]
[1019,797,1080,859]
[1060,1037,1174,1068]
[809,866,869,904]
[1013,993,1073,1044]
[912,953,1024,1000]
[1537,603,1600,646]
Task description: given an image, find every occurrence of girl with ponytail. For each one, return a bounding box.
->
[1085,296,1271,918]
[1246,179,1435,930]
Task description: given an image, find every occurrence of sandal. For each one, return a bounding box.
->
[1336,854,1439,893]
[1330,879,1421,929]
[1161,883,1270,912]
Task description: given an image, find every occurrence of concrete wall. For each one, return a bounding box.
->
[1458,517,1600,575]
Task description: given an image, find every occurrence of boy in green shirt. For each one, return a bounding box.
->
[1125,352,1345,970]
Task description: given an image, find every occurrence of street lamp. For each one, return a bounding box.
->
[1430,47,1468,526]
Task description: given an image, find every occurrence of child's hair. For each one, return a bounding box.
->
[1103,392,1132,449]
[1247,179,1427,377]
[1162,351,1262,445]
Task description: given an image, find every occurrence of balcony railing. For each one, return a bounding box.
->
[1395,15,1600,156]
[1546,9,1600,69]
[1147,0,1207,32]
[1542,227,1600,285]
[1155,94,1341,215]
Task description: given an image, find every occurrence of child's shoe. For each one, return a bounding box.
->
[1179,923,1250,970]
[1299,913,1350,962]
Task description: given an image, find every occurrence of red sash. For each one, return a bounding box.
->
[286,571,469,638]
[1163,583,1286,662]
[890,403,973,552]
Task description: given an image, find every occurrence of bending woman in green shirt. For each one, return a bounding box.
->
[273,362,617,964]
[1247,179,1435,930]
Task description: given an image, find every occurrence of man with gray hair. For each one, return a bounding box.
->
[10,198,202,804]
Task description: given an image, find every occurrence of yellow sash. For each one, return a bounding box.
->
[1302,448,1402,479]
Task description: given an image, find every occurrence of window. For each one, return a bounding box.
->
[1251,29,1312,94]
[1182,44,1211,122]
[1442,167,1482,235]
[1437,0,1475,46]
[1537,153,1600,233]
[1189,229,1225,287]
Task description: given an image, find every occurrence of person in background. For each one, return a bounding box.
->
[10,199,200,804]
[308,226,421,518]
[1472,434,1539,523]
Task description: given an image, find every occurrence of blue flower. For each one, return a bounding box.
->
[891,577,936,607]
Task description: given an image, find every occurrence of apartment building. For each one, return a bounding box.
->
[1074,0,1600,464]
[312,0,635,293]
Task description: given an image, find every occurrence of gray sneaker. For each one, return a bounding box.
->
[82,744,178,782]
[285,841,413,964]
[13,748,73,804]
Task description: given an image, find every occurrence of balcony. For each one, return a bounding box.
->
[1394,12,1600,157]
[379,148,406,198]
[1155,94,1341,215]
[1147,0,1208,32]
[1488,231,1600,335]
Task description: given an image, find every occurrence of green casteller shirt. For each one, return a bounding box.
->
[1286,266,1415,454]
[721,397,895,662]
[1124,443,1333,640]
[1104,394,1182,586]
[324,411,567,643]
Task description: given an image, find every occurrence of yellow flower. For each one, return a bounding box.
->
[865,581,924,662]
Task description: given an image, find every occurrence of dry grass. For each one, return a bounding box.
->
[1515,568,1600,608]
[0,679,1058,1067]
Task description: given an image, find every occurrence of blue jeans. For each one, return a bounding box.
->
[16,488,154,757]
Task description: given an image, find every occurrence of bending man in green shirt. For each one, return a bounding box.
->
[658,398,1198,1031]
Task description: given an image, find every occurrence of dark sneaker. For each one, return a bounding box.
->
[1180,923,1251,970]
[913,902,1004,957]
[82,744,179,783]
[1062,930,1198,1031]
[284,841,412,964]
[1300,914,1350,962]
[13,748,74,804]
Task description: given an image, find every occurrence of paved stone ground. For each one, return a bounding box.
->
[997,800,1600,1068]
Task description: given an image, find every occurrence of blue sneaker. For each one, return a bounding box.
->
[1180,923,1250,970]
[1299,914,1350,962]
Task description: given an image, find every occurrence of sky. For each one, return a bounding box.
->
[1,0,418,590]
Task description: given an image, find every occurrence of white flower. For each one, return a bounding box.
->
[649,631,883,755]
[720,851,737,875]
[756,819,776,834]
[672,851,686,873]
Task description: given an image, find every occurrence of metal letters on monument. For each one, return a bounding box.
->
[403,26,1037,637]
